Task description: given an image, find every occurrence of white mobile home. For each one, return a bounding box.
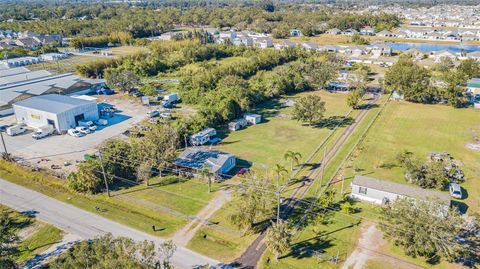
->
[190,128,217,146]
[244,113,262,125]
[351,175,451,207]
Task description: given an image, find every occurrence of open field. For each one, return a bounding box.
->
[0,205,64,264]
[344,101,480,213]
[27,55,94,74]
[214,90,352,171]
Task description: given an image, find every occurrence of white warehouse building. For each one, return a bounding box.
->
[13,94,99,133]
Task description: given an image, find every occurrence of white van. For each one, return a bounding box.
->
[78,120,97,131]
[6,124,27,136]
[32,125,54,140]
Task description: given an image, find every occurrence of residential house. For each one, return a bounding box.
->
[219,31,237,40]
[326,28,341,35]
[253,37,273,48]
[233,34,254,46]
[368,43,392,56]
[15,37,41,49]
[430,50,458,62]
[360,26,375,36]
[467,78,480,108]
[351,175,451,207]
[377,30,394,37]
[318,45,339,53]
[289,29,302,37]
[174,147,236,177]
[342,29,359,36]
[274,40,297,50]
[403,48,426,60]
[189,128,217,146]
[301,42,318,51]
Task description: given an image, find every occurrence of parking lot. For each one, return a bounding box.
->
[0,95,150,175]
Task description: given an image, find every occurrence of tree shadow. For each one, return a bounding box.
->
[313,116,354,130]
[357,103,379,110]
[451,200,469,214]
[284,236,335,260]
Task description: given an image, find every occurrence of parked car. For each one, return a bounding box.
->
[94,119,108,126]
[6,124,27,136]
[147,110,160,118]
[0,125,9,132]
[78,120,97,131]
[162,102,175,109]
[76,126,91,134]
[96,89,115,95]
[32,125,54,140]
[449,182,463,199]
[68,128,83,137]
[130,90,143,97]
[236,168,249,176]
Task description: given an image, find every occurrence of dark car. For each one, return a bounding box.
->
[162,102,175,109]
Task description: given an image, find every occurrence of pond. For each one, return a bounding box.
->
[385,42,480,53]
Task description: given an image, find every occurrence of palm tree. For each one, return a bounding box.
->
[198,165,212,193]
[284,151,302,172]
[272,164,288,223]
[265,220,292,261]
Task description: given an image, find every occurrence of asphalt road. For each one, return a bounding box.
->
[0,179,220,269]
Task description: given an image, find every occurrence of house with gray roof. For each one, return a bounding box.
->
[351,175,451,207]
[174,147,236,177]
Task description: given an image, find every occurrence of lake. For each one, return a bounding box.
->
[385,42,480,53]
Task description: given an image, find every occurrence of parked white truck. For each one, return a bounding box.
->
[6,124,27,136]
[32,125,54,140]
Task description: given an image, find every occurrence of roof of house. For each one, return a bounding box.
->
[174,147,235,173]
[13,94,96,114]
[352,175,451,205]
[467,78,480,88]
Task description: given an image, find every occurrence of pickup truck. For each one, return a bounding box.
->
[32,125,54,140]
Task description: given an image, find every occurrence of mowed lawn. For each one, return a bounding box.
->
[215,90,352,170]
[0,205,64,264]
[345,101,480,213]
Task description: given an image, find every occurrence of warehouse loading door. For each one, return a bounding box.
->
[74,114,85,125]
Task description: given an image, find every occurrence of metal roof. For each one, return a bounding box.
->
[0,67,31,78]
[352,175,451,205]
[174,147,234,173]
[0,70,52,86]
[13,94,95,114]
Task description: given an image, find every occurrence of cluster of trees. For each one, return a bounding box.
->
[384,57,480,107]
[178,49,339,127]
[70,31,133,49]
[380,198,479,264]
[0,210,18,269]
[68,124,178,194]
[0,2,400,38]
[48,234,176,269]
[396,151,465,189]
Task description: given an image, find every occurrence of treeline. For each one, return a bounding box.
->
[384,56,480,107]
[0,4,400,38]
[178,49,340,128]
[75,39,238,78]
[70,31,133,49]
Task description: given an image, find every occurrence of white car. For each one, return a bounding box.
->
[67,128,83,137]
[147,110,160,118]
[79,121,97,131]
[449,182,463,199]
[75,126,91,134]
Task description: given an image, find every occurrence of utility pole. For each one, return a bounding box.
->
[317,147,326,194]
[0,131,8,155]
[98,151,110,197]
[276,175,281,224]
[184,135,188,149]
[341,176,345,196]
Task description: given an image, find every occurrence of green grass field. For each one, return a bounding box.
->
[0,161,188,237]
[214,90,352,171]
[0,205,64,264]
[345,101,480,213]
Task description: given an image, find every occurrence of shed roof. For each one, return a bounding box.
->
[352,175,450,205]
[13,94,95,114]
[174,147,234,173]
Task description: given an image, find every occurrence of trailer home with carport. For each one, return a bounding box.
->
[351,175,451,207]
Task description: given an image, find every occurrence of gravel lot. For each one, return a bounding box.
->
[0,95,149,175]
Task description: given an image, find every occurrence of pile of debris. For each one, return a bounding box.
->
[429,152,465,182]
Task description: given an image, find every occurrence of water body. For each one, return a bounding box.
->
[385,42,480,53]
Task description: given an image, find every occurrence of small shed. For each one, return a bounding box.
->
[228,118,248,131]
[244,113,262,125]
